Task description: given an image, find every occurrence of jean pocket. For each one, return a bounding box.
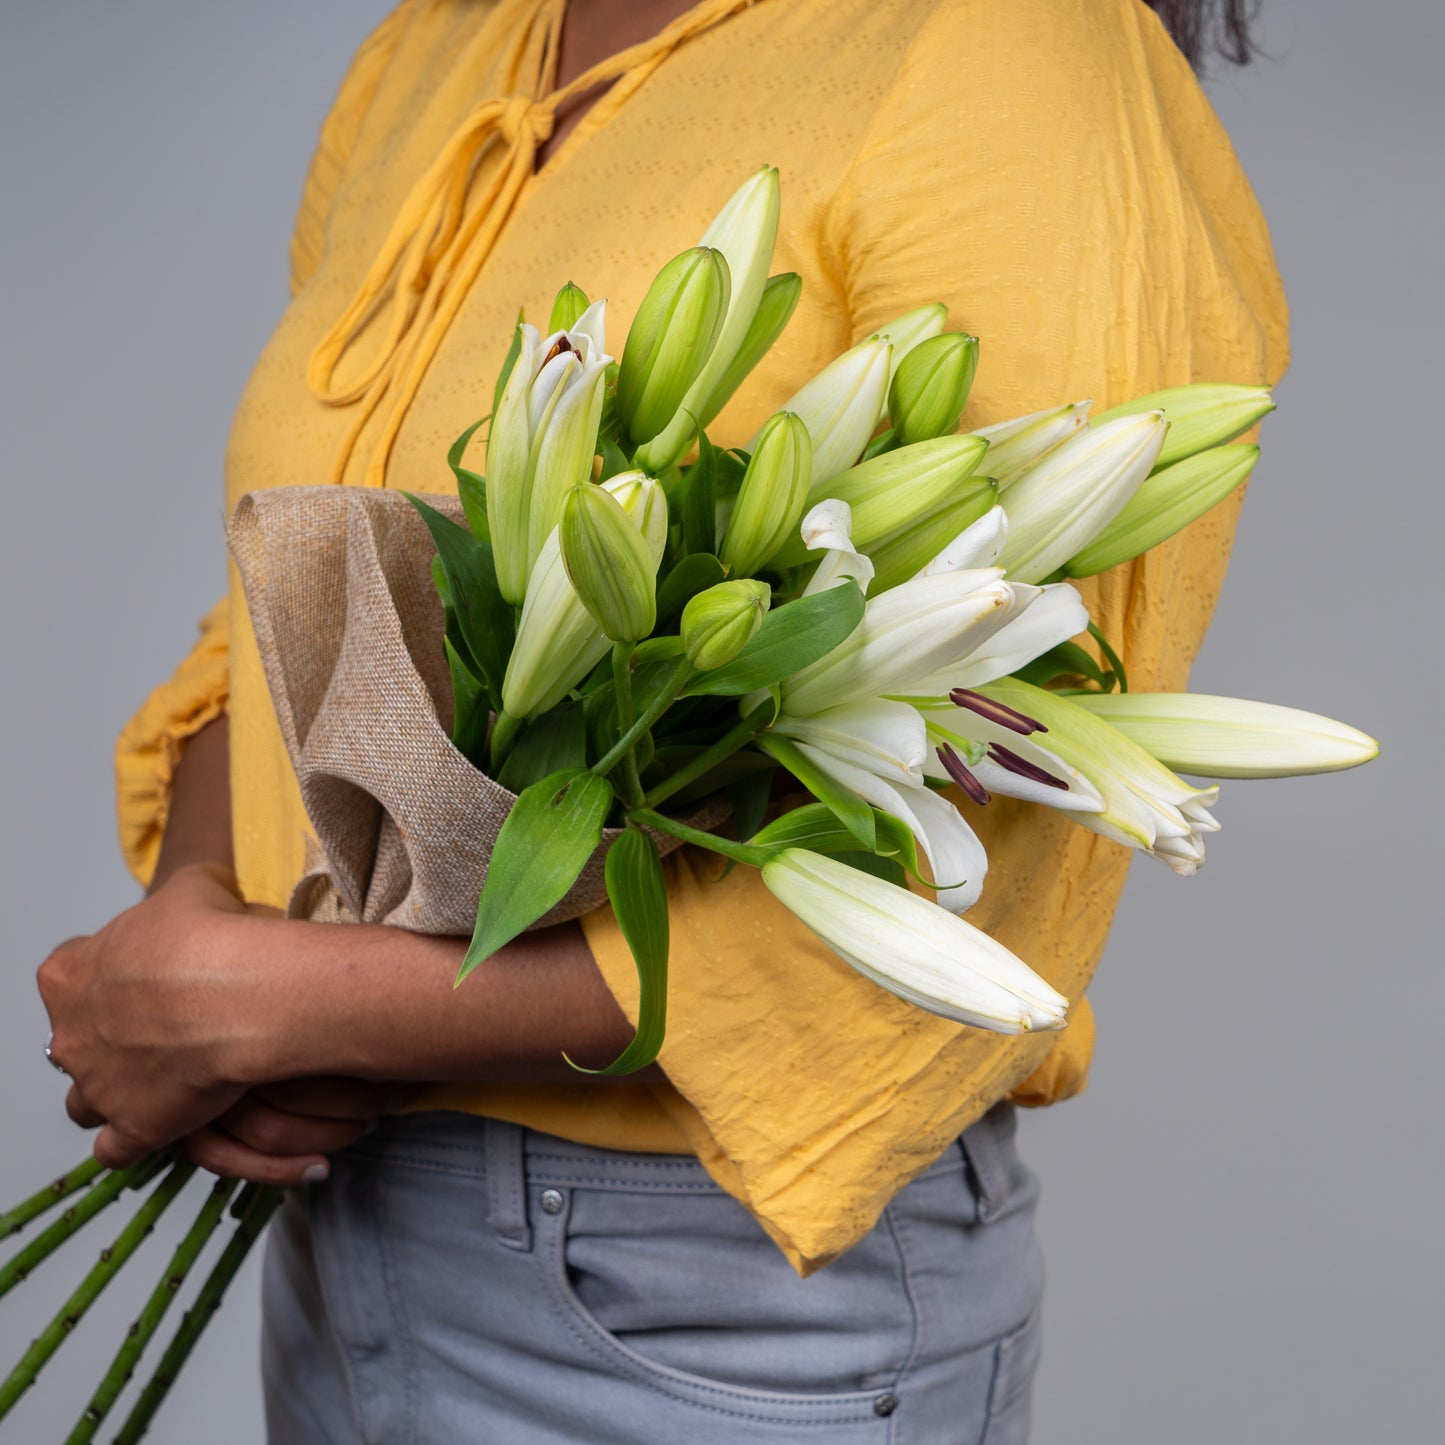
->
[979,1308,1043,1445]
[541,1180,913,1423]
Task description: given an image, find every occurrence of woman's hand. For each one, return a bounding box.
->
[39,860,266,1170]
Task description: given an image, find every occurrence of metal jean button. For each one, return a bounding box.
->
[873,1392,899,1417]
[539,1188,565,1215]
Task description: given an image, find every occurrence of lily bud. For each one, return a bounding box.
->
[720,411,813,575]
[771,434,990,570]
[699,271,802,425]
[970,401,1090,490]
[866,481,997,593]
[888,332,978,445]
[681,579,771,670]
[548,281,592,335]
[502,472,666,717]
[616,247,731,445]
[996,413,1167,584]
[560,474,668,641]
[1095,383,1275,469]
[1064,444,1259,577]
[760,848,1068,1032]
[635,167,781,471]
[1068,691,1379,779]
[487,300,613,603]
[872,303,949,392]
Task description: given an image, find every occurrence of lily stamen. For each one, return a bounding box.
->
[950,687,1047,735]
[987,743,1070,790]
[936,745,991,806]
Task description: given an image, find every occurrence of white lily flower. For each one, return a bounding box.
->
[1068,692,1379,779]
[773,698,927,789]
[635,168,781,471]
[760,849,1068,1032]
[978,678,1223,875]
[487,299,613,603]
[799,499,876,597]
[970,401,1091,490]
[996,413,1167,584]
[918,505,1009,577]
[782,566,1019,717]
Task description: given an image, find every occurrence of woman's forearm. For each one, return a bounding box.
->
[224,911,648,1086]
[149,714,234,890]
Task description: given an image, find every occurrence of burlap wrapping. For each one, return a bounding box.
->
[227,487,725,932]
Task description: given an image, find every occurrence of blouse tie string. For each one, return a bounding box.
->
[308,0,761,488]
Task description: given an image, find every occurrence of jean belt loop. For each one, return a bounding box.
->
[960,1101,1016,1223]
[482,1118,533,1252]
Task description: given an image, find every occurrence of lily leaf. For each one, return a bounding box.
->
[836,851,908,886]
[682,433,718,556]
[570,828,670,1076]
[446,418,489,541]
[1013,639,1110,691]
[496,702,588,793]
[444,636,491,769]
[728,766,774,846]
[459,769,613,983]
[685,582,865,697]
[492,308,525,417]
[656,553,727,628]
[753,803,923,878]
[598,437,632,483]
[756,734,875,851]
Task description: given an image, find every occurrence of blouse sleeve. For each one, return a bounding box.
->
[114,4,411,889]
[584,0,1289,1273]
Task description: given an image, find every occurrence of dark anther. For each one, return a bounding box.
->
[936,745,991,806]
[950,687,1047,735]
[988,743,1070,790]
[541,335,576,366]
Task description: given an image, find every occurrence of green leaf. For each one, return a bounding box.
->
[570,829,670,1075]
[1013,640,1110,691]
[682,432,718,556]
[655,553,727,628]
[1087,621,1128,694]
[459,769,614,984]
[727,766,774,845]
[686,583,865,697]
[755,734,876,851]
[836,851,907,886]
[495,702,588,793]
[407,494,514,712]
[598,438,632,483]
[446,418,489,541]
[753,803,923,878]
[444,637,491,768]
[632,635,685,665]
[492,308,525,418]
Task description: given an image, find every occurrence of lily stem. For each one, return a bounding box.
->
[610,641,646,810]
[0,1156,105,1241]
[0,1162,197,1422]
[489,709,524,776]
[64,1176,240,1445]
[112,1185,284,1445]
[591,656,693,779]
[626,807,772,869]
[642,702,774,810]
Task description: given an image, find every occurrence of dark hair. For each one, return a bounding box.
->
[1142,0,1260,71]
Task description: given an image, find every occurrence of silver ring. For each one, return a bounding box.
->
[44,1032,67,1074]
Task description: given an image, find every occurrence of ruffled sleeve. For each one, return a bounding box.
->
[584,0,1288,1272]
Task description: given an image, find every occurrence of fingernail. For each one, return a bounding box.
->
[302,1162,330,1184]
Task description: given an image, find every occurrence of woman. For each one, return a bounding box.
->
[38,1,1285,1439]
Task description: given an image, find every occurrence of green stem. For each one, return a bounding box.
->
[626,807,771,869]
[112,1186,283,1445]
[591,656,693,778]
[610,642,646,808]
[642,702,773,810]
[0,1163,196,1422]
[64,1177,239,1444]
[0,1156,168,1302]
[489,709,525,775]
[1087,620,1129,694]
[1,1156,105,1240]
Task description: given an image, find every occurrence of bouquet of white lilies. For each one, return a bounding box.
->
[0,168,1377,1438]
[410,166,1376,1062]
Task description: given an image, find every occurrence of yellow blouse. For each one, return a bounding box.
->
[114,0,1287,1272]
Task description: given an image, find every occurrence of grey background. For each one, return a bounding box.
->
[0,1,1438,1440]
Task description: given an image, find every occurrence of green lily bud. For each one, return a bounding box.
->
[635,167,782,471]
[970,401,1090,490]
[548,281,592,335]
[771,434,990,570]
[699,271,802,425]
[560,476,667,641]
[873,303,949,391]
[681,579,771,670]
[867,480,998,593]
[1094,383,1274,470]
[720,411,813,576]
[888,332,979,445]
[1064,444,1259,577]
[616,247,731,446]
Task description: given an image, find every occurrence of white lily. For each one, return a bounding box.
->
[1068,692,1379,779]
[917,504,1010,577]
[978,678,1223,875]
[635,167,781,472]
[970,401,1091,490]
[799,499,876,597]
[773,698,927,790]
[486,299,612,603]
[760,849,1068,1032]
[996,413,1167,584]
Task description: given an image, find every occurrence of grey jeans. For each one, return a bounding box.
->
[261,1105,1043,1444]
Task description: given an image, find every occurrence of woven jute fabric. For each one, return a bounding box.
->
[228,487,723,933]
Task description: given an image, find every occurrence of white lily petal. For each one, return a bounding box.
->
[971,400,1091,489]
[525,349,579,436]
[920,713,1106,813]
[800,499,875,597]
[569,297,609,360]
[774,699,928,787]
[919,505,1009,577]
[941,582,1089,691]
